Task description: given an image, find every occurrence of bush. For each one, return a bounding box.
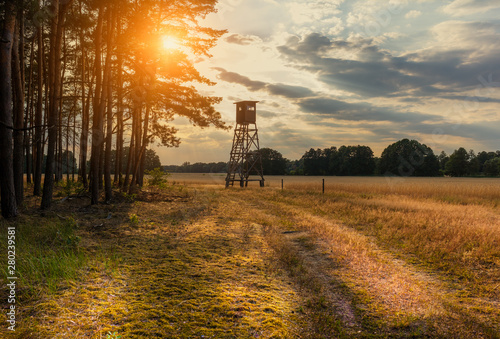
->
[146,167,170,186]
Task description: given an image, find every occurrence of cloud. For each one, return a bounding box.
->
[345,0,408,33]
[300,103,500,151]
[278,36,423,97]
[213,68,315,98]
[266,84,315,98]
[277,31,500,98]
[366,119,500,149]
[286,1,343,25]
[262,122,326,154]
[441,0,500,17]
[212,0,285,38]
[257,109,280,118]
[213,67,267,91]
[428,20,500,59]
[440,95,500,103]
[213,65,500,143]
[405,10,421,19]
[224,34,262,45]
[296,96,442,123]
[284,1,345,36]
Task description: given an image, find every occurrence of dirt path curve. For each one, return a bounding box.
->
[227,189,500,338]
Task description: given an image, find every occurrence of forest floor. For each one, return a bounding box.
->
[1,178,500,338]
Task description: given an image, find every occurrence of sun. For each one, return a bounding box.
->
[161,35,179,50]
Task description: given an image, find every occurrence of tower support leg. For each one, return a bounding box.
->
[225,122,265,188]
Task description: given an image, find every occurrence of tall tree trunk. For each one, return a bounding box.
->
[41,0,74,209]
[79,71,92,188]
[25,38,35,185]
[129,104,142,194]
[0,0,18,218]
[104,8,115,202]
[90,4,104,204]
[138,103,151,186]
[114,18,123,186]
[72,38,77,183]
[41,0,60,209]
[123,106,136,192]
[33,0,44,196]
[66,106,70,183]
[12,13,24,206]
[72,87,76,181]
[56,28,67,182]
[98,142,104,189]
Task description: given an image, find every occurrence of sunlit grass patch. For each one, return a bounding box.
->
[0,216,84,298]
[268,188,500,287]
[4,188,307,338]
[232,184,500,337]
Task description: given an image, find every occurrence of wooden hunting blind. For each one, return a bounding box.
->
[225,101,265,188]
[236,101,256,124]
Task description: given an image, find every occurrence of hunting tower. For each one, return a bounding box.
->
[225,101,265,187]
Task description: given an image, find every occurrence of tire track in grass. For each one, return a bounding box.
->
[220,191,361,338]
[237,189,499,338]
[270,190,500,338]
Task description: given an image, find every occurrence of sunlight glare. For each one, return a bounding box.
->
[161,35,179,50]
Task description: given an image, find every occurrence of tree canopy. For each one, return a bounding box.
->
[260,148,287,175]
[0,0,228,216]
[379,139,440,177]
[445,148,472,177]
[300,145,376,176]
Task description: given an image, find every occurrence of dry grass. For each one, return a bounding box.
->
[1,176,499,338]
[172,173,500,205]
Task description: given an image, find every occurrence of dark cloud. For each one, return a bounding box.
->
[277,29,500,98]
[302,111,500,151]
[366,120,500,144]
[213,68,314,99]
[213,67,266,91]
[266,84,315,98]
[288,33,332,54]
[213,63,500,148]
[259,100,281,108]
[296,94,500,144]
[440,95,500,103]
[297,97,442,123]
[224,34,261,45]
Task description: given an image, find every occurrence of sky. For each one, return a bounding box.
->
[156,0,500,165]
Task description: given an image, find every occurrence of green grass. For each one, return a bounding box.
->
[0,215,85,298]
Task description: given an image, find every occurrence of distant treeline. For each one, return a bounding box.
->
[165,139,500,177]
[164,162,228,174]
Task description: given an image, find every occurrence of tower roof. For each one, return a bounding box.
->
[234,101,259,104]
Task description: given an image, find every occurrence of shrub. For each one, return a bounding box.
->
[146,167,170,186]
